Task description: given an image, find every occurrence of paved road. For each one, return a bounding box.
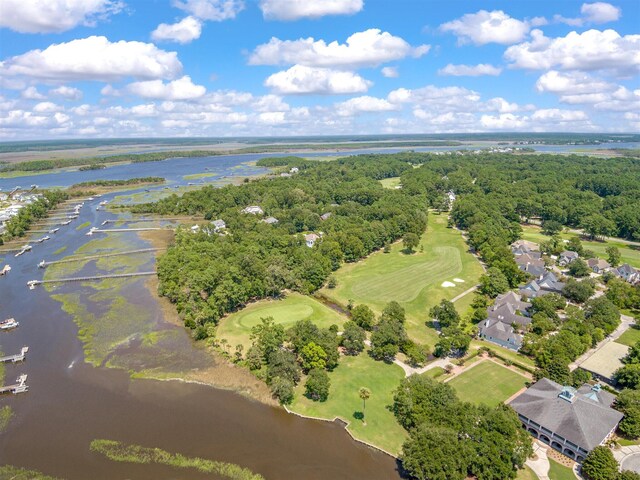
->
[614,445,640,473]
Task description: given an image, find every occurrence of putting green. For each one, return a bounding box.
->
[321,212,484,346]
[217,292,347,350]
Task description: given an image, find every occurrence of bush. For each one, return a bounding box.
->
[581,446,619,480]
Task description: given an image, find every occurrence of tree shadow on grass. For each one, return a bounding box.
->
[353,411,364,422]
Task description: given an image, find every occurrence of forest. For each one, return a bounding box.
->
[131,154,427,336]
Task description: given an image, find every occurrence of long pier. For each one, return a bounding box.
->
[100,217,195,226]
[0,347,29,363]
[87,227,166,236]
[38,248,161,268]
[28,271,157,288]
[0,374,28,394]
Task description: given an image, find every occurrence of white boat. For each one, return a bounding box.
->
[99,200,108,206]
[36,236,50,243]
[0,265,10,276]
[61,220,71,225]
[49,227,59,234]
[0,318,19,330]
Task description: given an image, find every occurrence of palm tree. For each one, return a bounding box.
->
[359,387,371,415]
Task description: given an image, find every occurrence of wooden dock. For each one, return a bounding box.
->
[0,374,28,394]
[28,271,157,288]
[38,248,161,268]
[0,347,29,363]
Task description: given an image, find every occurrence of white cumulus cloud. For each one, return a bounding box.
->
[21,87,46,100]
[173,0,244,21]
[50,86,83,100]
[259,0,363,21]
[535,70,614,95]
[0,36,182,82]
[264,65,371,94]
[152,16,202,44]
[438,63,502,76]
[0,0,123,34]
[505,29,640,76]
[440,10,532,45]
[335,96,397,116]
[555,2,621,26]
[388,85,481,112]
[381,66,399,78]
[126,76,206,100]
[249,29,429,68]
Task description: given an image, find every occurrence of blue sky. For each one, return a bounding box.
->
[0,0,638,139]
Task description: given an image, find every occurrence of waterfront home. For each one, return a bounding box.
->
[509,379,622,462]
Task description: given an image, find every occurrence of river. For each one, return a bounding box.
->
[0,156,403,479]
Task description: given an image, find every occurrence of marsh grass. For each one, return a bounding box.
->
[90,439,265,480]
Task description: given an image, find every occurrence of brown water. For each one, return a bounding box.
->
[0,184,402,479]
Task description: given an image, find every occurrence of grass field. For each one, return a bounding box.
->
[548,458,575,480]
[516,465,539,480]
[379,177,401,189]
[616,325,640,347]
[446,360,527,407]
[320,212,484,346]
[521,224,640,268]
[289,352,408,455]
[217,292,347,350]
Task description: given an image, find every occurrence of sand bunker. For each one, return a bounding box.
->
[441,281,456,288]
[453,278,465,283]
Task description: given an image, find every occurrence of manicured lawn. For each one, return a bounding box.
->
[521,224,640,268]
[379,177,401,189]
[548,458,575,480]
[616,325,640,347]
[447,360,527,407]
[617,436,640,446]
[320,212,484,346]
[290,352,408,455]
[516,465,539,480]
[423,366,445,378]
[470,340,536,368]
[217,292,347,350]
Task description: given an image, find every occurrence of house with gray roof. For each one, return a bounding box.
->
[612,263,640,285]
[509,378,623,462]
[479,318,523,350]
[211,219,226,231]
[262,216,279,224]
[479,292,532,350]
[520,272,565,299]
[511,239,539,255]
[559,250,579,266]
[587,257,610,274]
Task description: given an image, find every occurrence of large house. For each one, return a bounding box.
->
[520,272,565,298]
[509,378,623,463]
[479,292,532,351]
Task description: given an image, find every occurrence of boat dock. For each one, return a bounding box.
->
[0,374,28,395]
[38,248,161,268]
[27,271,157,288]
[0,347,29,363]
